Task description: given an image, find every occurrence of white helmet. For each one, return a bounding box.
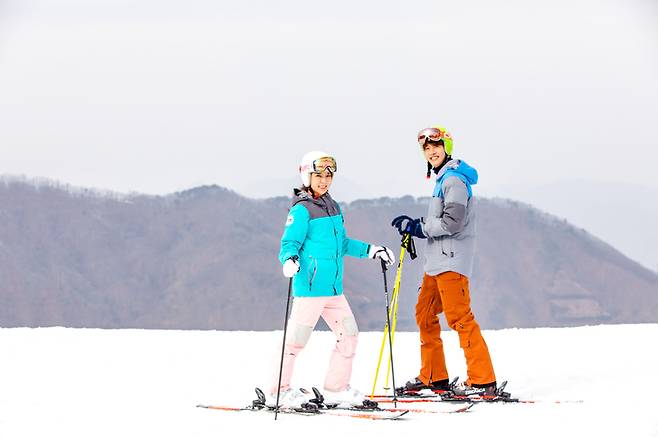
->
[299,151,337,187]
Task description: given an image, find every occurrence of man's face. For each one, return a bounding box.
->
[423,141,446,168]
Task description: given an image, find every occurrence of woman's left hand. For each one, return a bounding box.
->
[368,245,395,266]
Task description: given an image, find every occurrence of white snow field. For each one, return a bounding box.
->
[1,324,657,438]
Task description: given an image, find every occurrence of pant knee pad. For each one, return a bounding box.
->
[342,315,359,337]
[286,321,314,347]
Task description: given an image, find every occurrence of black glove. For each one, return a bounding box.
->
[391,215,426,239]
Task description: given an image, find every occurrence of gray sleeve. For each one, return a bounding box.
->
[421,176,469,237]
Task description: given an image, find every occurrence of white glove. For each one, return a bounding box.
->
[282,257,300,278]
[368,245,395,266]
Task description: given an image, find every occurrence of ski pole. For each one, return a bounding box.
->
[383,282,401,388]
[370,233,417,398]
[380,258,398,407]
[370,239,407,398]
[274,276,294,420]
[383,234,417,388]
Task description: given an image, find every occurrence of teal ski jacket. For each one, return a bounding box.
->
[279,189,371,297]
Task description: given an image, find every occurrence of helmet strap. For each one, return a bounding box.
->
[432,155,451,175]
[305,185,322,199]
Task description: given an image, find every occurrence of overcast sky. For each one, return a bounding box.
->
[1,0,657,201]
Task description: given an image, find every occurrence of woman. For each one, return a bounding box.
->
[270,150,394,408]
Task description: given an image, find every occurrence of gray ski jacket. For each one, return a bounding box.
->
[420,159,478,278]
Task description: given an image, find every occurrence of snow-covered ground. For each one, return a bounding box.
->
[1,325,657,437]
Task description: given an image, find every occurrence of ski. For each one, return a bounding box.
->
[371,394,519,403]
[196,403,408,420]
[373,380,520,404]
[302,387,473,415]
[196,404,318,416]
[372,395,582,404]
[372,380,582,404]
[322,402,473,415]
[196,383,475,421]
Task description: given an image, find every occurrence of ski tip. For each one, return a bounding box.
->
[455,402,475,413]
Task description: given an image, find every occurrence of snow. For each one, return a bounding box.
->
[1,325,657,437]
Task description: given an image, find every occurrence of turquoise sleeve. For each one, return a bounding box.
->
[343,235,370,259]
[279,205,309,264]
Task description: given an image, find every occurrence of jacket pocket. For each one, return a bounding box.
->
[440,236,454,258]
[307,257,338,293]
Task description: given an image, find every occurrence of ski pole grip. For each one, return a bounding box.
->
[401,233,418,260]
[408,236,417,260]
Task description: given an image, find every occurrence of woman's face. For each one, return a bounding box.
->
[310,171,333,196]
[423,141,446,168]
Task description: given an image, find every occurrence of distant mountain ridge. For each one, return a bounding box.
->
[493,180,658,273]
[1,178,657,330]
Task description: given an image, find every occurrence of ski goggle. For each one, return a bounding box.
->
[300,156,337,175]
[418,127,450,146]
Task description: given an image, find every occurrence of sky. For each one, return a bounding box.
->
[1,1,657,270]
[1,0,657,200]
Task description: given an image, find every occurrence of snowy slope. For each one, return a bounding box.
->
[1,325,657,438]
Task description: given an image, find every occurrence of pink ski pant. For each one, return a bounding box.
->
[269,294,359,394]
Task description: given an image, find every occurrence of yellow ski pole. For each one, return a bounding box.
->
[370,233,418,398]
[383,234,413,389]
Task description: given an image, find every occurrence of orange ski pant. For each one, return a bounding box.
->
[415,271,496,386]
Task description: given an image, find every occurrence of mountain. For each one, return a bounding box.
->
[1,177,657,330]
[491,180,658,273]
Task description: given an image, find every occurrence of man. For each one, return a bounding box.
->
[391,125,497,396]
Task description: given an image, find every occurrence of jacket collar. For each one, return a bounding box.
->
[292,188,334,208]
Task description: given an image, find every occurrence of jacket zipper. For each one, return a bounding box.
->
[333,225,339,295]
[323,197,340,295]
[309,257,318,290]
[331,213,340,295]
